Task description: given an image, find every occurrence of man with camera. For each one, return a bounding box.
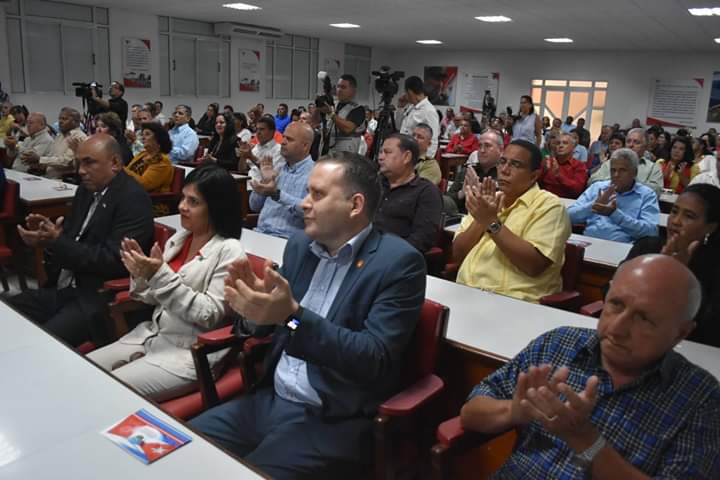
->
[396,76,440,158]
[320,74,366,155]
[88,81,128,128]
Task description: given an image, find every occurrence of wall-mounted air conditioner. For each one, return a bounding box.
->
[214,22,283,39]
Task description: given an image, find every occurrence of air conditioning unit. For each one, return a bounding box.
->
[214,22,283,39]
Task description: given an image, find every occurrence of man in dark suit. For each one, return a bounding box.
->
[9,134,154,346]
[190,152,427,478]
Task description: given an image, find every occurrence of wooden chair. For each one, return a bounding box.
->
[538,242,586,312]
[149,166,185,216]
[0,180,26,291]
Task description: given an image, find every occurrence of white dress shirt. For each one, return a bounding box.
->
[397,97,440,157]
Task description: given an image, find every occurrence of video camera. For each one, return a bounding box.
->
[73,81,102,100]
[315,72,334,110]
[371,66,404,105]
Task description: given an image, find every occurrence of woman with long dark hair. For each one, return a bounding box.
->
[656,136,699,193]
[196,102,220,136]
[205,112,240,171]
[96,111,133,165]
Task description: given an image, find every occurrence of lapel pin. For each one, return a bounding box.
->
[356,259,364,268]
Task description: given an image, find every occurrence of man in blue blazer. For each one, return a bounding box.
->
[191,152,427,478]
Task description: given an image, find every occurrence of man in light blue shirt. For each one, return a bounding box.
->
[568,148,659,243]
[249,121,314,238]
[570,131,588,163]
[168,105,199,163]
[560,115,575,133]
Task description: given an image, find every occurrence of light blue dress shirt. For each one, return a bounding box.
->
[168,123,199,163]
[274,224,373,406]
[567,180,659,243]
[250,155,314,239]
[573,144,588,163]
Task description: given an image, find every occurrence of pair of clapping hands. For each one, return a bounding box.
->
[591,185,617,216]
[17,214,64,247]
[463,167,504,228]
[249,156,279,197]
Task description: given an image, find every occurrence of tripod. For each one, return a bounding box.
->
[369,100,398,166]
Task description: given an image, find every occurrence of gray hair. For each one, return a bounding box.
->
[627,128,648,144]
[480,128,504,148]
[29,112,47,126]
[559,132,576,145]
[414,122,434,138]
[610,148,639,171]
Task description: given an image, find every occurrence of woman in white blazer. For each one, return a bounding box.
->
[88,164,245,401]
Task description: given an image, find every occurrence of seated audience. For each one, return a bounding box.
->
[23,108,87,179]
[572,117,591,147]
[249,122,314,239]
[238,115,283,182]
[9,134,154,346]
[6,113,53,172]
[443,129,501,215]
[299,111,322,161]
[693,137,716,176]
[128,108,154,156]
[589,128,663,195]
[413,123,442,185]
[657,136,700,194]
[124,122,174,196]
[87,165,244,400]
[190,152,426,478]
[169,105,199,164]
[560,115,575,133]
[126,103,142,132]
[447,119,480,155]
[196,103,219,136]
[623,183,720,346]
[568,148,659,243]
[588,124,611,168]
[375,134,443,253]
[153,100,168,126]
[453,140,570,303]
[460,254,720,479]
[274,103,291,134]
[204,112,240,171]
[95,111,132,165]
[233,112,253,143]
[690,153,720,187]
[570,131,588,163]
[539,132,588,198]
[9,105,29,140]
[544,117,562,145]
[0,101,15,139]
[443,115,462,140]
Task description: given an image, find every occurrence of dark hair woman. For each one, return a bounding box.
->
[96,111,133,165]
[656,136,699,193]
[205,112,240,171]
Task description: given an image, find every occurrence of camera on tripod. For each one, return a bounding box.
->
[73,81,102,100]
[371,66,404,105]
[315,72,334,110]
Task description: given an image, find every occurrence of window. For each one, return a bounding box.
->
[158,16,231,98]
[344,44,371,103]
[265,35,319,100]
[531,79,608,140]
[5,0,110,94]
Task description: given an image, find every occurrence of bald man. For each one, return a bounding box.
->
[249,121,315,238]
[5,112,54,172]
[460,254,720,479]
[9,134,154,346]
[21,107,87,179]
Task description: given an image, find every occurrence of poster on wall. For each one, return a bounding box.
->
[424,66,458,106]
[707,71,720,123]
[122,38,152,88]
[646,78,703,128]
[239,49,261,92]
[460,72,500,115]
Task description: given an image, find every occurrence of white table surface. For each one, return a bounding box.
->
[660,192,678,204]
[0,299,264,479]
[4,168,77,203]
[155,214,720,381]
[558,197,668,227]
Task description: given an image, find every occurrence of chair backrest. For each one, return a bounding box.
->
[171,166,185,194]
[153,222,175,250]
[0,180,19,220]
[561,242,585,291]
[405,299,449,382]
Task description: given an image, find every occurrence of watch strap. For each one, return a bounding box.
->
[575,434,606,464]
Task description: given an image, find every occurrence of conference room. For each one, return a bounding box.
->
[0,0,719,478]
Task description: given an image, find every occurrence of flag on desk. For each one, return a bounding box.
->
[102,408,192,464]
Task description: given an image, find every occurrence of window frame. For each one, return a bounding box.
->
[265,34,319,100]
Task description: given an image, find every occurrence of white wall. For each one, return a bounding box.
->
[388,48,720,134]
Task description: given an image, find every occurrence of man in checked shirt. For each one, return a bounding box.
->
[461,254,720,479]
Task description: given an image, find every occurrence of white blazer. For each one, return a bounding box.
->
[119,230,245,379]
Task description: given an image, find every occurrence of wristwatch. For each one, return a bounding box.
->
[571,434,606,469]
[270,189,281,201]
[486,220,503,235]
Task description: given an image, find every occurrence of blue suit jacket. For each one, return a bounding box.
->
[258,227,427,419]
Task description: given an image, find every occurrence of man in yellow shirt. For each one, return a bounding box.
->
[452,139,570,303]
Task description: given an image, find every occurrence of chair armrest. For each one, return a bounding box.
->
[435,416,507,449]
[378,375,444,417]
[197,325,235,346]
[539,291,582,312]
[103,277,130,292]
[580,300,604,318]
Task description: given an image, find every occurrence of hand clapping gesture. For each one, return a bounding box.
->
[661,234,700,266]
[464,176,505,229]
[224,257,298,326]
[120,238,163,280]
[591,185,616,216]
[17,214,64,247]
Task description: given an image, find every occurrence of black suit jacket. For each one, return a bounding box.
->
[45,170,154,292]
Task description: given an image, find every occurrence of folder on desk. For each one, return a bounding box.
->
[102,408,192,464]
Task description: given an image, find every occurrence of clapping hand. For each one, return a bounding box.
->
[17,214,64,247]
[224,257,298,326]
[591,185,616,216]
[661,233,700,266]
[464,176,505,229]
[120,238,163,280]
[67,136,82,153]
[546,157,560,176]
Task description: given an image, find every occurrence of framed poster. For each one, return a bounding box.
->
[122,38,151,88]
[239,49,261,92]
[646,78,703,128]
[460,72,500,114]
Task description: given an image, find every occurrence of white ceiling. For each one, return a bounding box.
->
[79,0,720,51]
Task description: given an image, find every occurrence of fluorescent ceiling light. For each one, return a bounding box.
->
[715,37,720,43]
[475,16,512,22]
[329,23,360,28]
[544,37,574,43]
[688,7,720,16]
[223,3,261,11]
[416,39,443,45]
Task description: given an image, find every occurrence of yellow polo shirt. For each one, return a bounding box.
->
[455,184,570,303]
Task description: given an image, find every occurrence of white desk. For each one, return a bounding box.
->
[558,197,668,227]
[0,299,265,479]
[660,191,678,204]
[4,168,77,205]
[155,215,720,381]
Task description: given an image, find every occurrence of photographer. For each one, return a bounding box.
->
[320,74,366,155]
[396,76,440,158]
[89,81,128,128]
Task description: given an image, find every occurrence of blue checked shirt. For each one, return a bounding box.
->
[274,224,373,406]
[168,123,199,163]
[250,155,314,239]
[469,327,720,479]
[567,180,659,243]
